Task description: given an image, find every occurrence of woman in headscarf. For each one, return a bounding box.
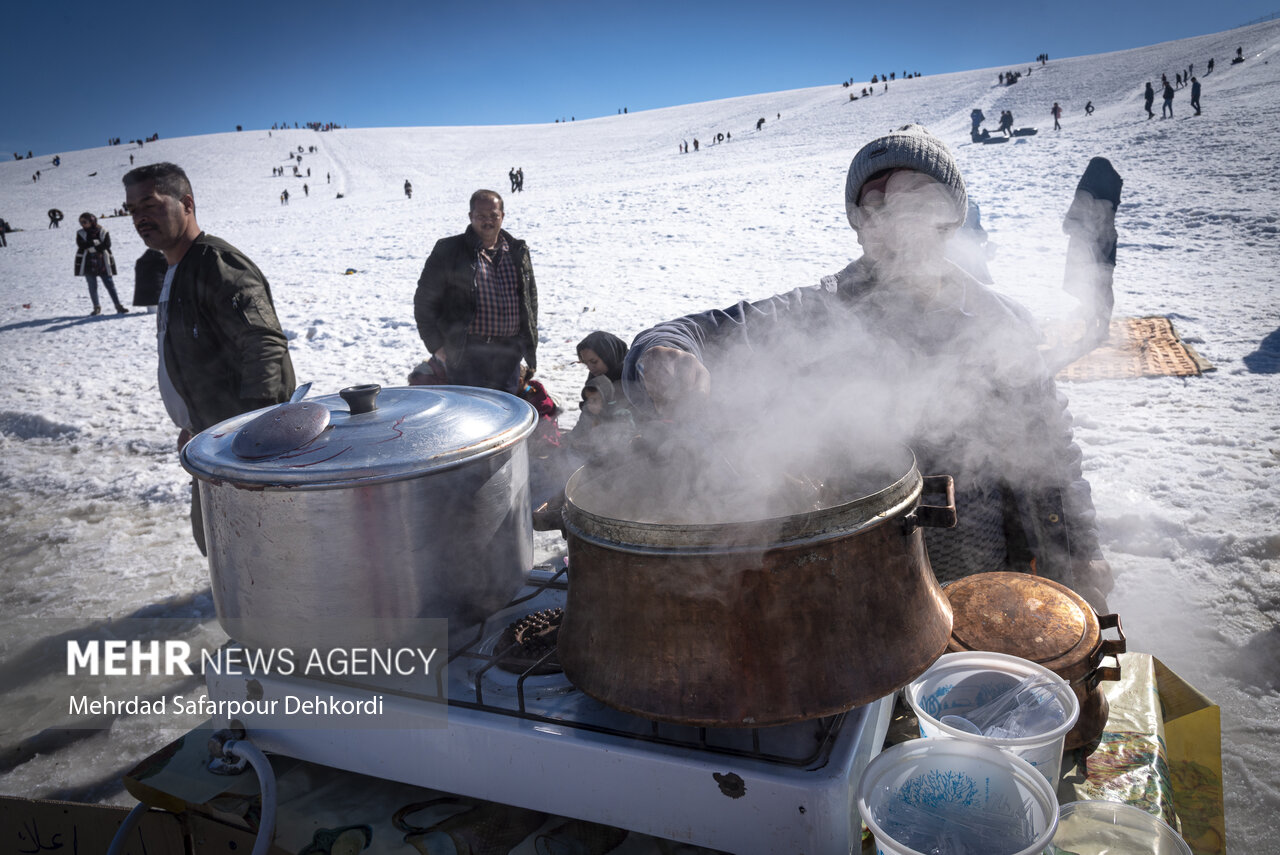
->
[576,331,628,384]
[74,212,128,315]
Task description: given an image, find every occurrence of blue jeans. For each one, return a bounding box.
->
[85,274,122,309]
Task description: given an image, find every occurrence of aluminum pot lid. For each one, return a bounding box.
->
[943,571,1101,678]
[181,384,537,489]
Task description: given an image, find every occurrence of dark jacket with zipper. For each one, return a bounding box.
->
[162,232,295,432]
[413,226,538,371]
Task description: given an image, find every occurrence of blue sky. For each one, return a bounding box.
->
[4,0,1275,158]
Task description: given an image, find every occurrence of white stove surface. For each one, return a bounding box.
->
[205,565,894,854]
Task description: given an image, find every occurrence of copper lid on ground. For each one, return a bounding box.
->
[944,571,1100,680]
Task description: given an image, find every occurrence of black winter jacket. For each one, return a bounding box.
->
[621,256,1102,585]
[162,233,295,432]
[413,227,538,371]
[74,226,117,276]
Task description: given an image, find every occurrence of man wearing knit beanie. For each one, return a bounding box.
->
[844,123,968,232]
[620,125,1114,610]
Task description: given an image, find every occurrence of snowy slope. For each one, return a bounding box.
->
[1,18,1278,850]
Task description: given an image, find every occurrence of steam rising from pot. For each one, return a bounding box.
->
[608,176,1082,537]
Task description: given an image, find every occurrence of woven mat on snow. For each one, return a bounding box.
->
[1057,316,1214,382]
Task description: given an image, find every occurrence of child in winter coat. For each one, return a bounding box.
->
[567,375,636,467]
[519,365,566,457]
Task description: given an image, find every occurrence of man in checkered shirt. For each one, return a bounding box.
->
[414,190,539,394]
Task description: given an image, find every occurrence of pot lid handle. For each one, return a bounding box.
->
[230,402,331,459]
[340,384,381,415]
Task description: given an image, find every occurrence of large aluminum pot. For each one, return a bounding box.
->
[182,384,536,651]
[558,444,956,727]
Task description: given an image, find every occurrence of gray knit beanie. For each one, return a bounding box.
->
[844,124,967,231]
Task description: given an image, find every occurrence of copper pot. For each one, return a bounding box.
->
[942,571,1126,750]
[558,445,956,727]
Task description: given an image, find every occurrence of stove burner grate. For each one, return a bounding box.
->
[494,607,563,675]
[440,564,849,769]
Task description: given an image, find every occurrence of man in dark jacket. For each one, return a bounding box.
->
[123,161,295,552]
[413,189,538,394]
[622,125,1113,609]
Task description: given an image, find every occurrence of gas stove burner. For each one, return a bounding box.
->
[494,607,563,675]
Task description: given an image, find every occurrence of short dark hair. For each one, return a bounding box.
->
[469,189,503,213]
[122,162,193,201]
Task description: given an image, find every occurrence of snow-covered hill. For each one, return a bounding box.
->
[2,18,1278,850]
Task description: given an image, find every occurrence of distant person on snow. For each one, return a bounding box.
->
[1051,102,1063,130]
[1190,77,1202,115]
[1162,80,1175,118]
[1144,82,1156,119]
[75,213,128,315]
[123,161,295,555]
[1085,101,1094,116]
[404,180,412,199]
[970,108,985,139]
[48,208,64,228]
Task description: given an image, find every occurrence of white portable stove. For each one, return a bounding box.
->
[205,564,894,854]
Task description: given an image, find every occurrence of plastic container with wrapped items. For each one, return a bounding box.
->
[1051,800,1193,854]
[857,738,1059,855]
[905,650,1080,784]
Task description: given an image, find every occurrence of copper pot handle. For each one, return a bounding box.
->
[1078,613,1126,690]
[1086,653,1123,690]
[904,475,957,532]
[1097,612,1127,657]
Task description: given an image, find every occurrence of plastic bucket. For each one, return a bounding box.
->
[1051,800,1193,854]
[905,650,1080,784]
[857,739,1059,855]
